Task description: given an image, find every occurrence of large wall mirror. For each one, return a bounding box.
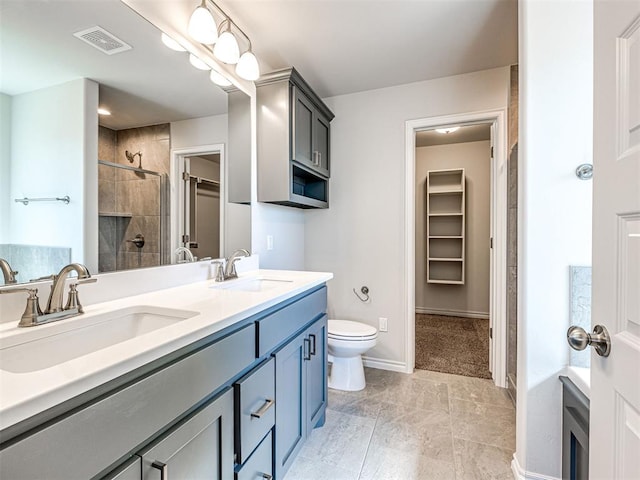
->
[0,0,251,285]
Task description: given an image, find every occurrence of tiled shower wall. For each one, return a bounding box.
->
[507,65,518,405]
[98,124,170,272]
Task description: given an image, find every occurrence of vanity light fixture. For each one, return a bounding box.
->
[435,127,460,134]
[189,53,211,71]
[236,45,260,81]
[97,108,111,116]
[186,0,260,81]
[210,69,232,87]
[161,33,186,52]
[188,0,218,45]
[213,19,240,64]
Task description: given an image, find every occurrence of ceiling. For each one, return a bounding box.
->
[0,0,518,129]
[416,124,492,147]
[222,0,518,98]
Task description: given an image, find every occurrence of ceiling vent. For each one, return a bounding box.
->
[73,26,132,55]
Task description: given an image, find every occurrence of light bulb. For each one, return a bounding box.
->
[210,70,232,87]
[161,33,186,52]
[187,3,218,45]
[213,30,240,64]
[97,108,111,116]
[236,50,260,81]
[189,53,210,71]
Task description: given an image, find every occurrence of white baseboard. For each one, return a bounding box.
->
[362,356,408,373]
[511,454,560,480]
[415,307,490,320]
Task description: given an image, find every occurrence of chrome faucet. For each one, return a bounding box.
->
[175,246,195,263]
[0,258,18,284]
[46,263,95,314]
[223,249,250,280]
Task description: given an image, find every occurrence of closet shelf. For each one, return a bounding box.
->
[428,188,463,194]
[427,212,463,217]
[428,257,463,262]
[99,212,132,218]
[428,236,463,239]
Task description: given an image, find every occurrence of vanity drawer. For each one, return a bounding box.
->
[234,357,275,464]
[236,431,273,480]
[0,323,255,480]
[256,286,326,356]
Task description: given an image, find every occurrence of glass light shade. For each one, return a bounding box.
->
[210,70,232,87]
[435,127,460,134]
[188,5,218,45]
[213,30,240,64]
[236,50,260,81]
[97,108,111,116]
[189,53,210,71]
[161,33,186,52]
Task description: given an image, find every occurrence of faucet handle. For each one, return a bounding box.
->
[65,278,97,313]
[77,278,97,285]
[0,287,44,327]
[211,261,225,282]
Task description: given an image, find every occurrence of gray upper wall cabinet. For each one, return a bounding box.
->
[227,89,252,205]
[256,67,335,209]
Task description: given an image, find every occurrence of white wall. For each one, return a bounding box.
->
[516,0,593,478]
[9,79,97,266]
[415,141,491,317]
[304,67,509,369]
[0,94,11,244]
[170,114,252,257]
[252,203,305,270]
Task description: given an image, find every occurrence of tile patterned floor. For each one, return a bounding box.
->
[283,368,515,480]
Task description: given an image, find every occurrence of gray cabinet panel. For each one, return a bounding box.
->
[101,457,141,480]
[273,330,306,479]
[235,431,273,480]
[293,87,314,167]
[228,90,252,204]
[306,315,328,433]
[257,286,327,357]
[0,324,255,479]
[235,358,276,464]
[314,114,330,177]
[139,388,234,480]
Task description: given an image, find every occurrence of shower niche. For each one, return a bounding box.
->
[426,168,465,284]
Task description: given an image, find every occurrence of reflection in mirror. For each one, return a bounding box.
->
[0,0,251,285]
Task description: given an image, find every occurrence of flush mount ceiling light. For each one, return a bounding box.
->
[97,108,111,116]
[186,0,260,81]
[189,53,210,70]
[435,127,460,134]
[161,33,186,52]
[188,0,218,45]
[210,69,232,87]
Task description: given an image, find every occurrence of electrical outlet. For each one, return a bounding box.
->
[379,317,388,332]
[266,235,274,251]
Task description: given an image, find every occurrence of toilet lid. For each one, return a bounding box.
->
[328,319,377,339]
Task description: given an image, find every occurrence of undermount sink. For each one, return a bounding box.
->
[212,276,294,292]
[0,306,198,374]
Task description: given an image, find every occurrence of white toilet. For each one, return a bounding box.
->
[327,319,378,391]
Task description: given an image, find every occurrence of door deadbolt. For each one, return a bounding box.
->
[567,324,611,357]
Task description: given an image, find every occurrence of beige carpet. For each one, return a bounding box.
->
[415,313,492,379]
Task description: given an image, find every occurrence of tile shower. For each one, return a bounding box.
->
[98,124,170,272]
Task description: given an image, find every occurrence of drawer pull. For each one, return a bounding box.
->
[262,474,273,479]
[250,398,275,419]
[309,333,316,356]
[151,461,168,479]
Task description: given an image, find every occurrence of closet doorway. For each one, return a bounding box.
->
[415,124,492,379]
[404,110,508,387]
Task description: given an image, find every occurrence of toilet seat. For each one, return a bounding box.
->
[328,319,378,341]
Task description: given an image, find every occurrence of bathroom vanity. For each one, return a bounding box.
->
[0,270,331,479]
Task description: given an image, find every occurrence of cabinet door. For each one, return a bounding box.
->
[292,86,314,168]
[313,114,330,178]
[305,315,328,433]
[102,457,141,480]
[273,331,307,479]
[139,388,233,480]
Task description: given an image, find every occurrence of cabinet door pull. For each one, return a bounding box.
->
[318,152,322,167]
[303,337,311,360]
[309,334,316,356]
[262,474,273,479]
[250,398,275,418]
[151,460,168,479]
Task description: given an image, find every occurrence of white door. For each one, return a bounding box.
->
[591,0,640,478]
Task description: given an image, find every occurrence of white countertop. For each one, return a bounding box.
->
[564,365,591,398]
[0,269,332,431]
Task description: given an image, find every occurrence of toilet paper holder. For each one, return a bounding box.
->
[353,286,370,303]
